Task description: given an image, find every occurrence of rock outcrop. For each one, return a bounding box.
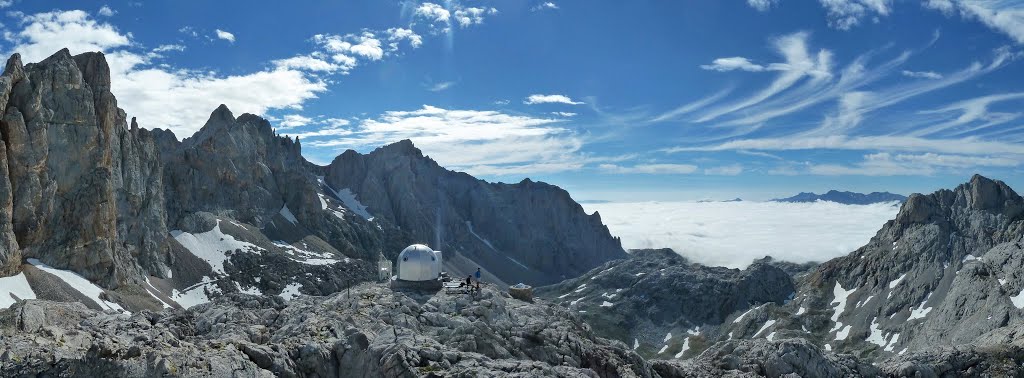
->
[325,140,626,286]
[536,248,796,359]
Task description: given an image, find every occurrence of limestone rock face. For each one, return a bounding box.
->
[0,50,170,288]
[324,140,627,286]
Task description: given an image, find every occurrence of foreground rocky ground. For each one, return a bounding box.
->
[4,282,1024,377]
[0,283,653,377]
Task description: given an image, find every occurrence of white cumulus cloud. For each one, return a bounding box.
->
[819,0,892,30]
[747,0,778,12]
[532,2,559,11]
[524,94,585,105]
[98,5,116,17]
[700,57,767,72]
[3,10,326,137]
[415,3,451,22]
[4,10,130,63]
[215,29,235,43]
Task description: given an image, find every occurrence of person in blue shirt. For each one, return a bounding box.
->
[475,268,482,291]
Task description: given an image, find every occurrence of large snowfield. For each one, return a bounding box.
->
[583,200,901,268]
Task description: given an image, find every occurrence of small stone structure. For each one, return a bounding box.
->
[508,283,533,302]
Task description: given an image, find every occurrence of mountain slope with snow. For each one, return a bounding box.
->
[0,49,627,313]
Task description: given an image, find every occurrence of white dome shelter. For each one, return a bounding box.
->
[396,244,443,281]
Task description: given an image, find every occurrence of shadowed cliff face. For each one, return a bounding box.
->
[0,49,171,288]
[324,140,627,286]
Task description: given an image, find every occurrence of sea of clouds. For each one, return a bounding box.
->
[582,200,902,269]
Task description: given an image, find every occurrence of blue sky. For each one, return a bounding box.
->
[2,0,1023,201]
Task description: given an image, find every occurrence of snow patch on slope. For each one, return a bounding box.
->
[280,282,302,300]
[733,306,758,323]
[754,320,776,337]
[674,337,690,359]
[0,272,36,308]
[172,220,262,274]
[144,277,173,309]
[171,276,218,308]
[279,205,299,224]
[830,282,855,323]
[28,259,125,312]
[273,240,344,265]
[1011,290,1024,309]
[909,294,933,320]
[326,185,373,220]
[835,325,852,341]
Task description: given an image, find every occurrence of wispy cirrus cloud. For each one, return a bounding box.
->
[694,32,833,123]
[807,152,1019,176]
[670,33,1014,136]
[599,163,699,175]
[669,134,1024,156]
[705,164,745,175]
[924,0,1024,44]
[426,81,455,92]
[910,92,1024,137]
[901,69,943,79]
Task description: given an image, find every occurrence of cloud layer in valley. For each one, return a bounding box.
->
[584,200,901,268]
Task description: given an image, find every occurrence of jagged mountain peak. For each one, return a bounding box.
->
[896,174,1024,228]
[32,47,74,65]
[961,174,1022,212]
[2,53,24,80]
[374,138,422,157]
[181,105,297,154]
[209,103,235,124]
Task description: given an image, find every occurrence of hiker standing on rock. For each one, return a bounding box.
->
[475,268,482,291]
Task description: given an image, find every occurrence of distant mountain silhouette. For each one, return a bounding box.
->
[772,190,906,204]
